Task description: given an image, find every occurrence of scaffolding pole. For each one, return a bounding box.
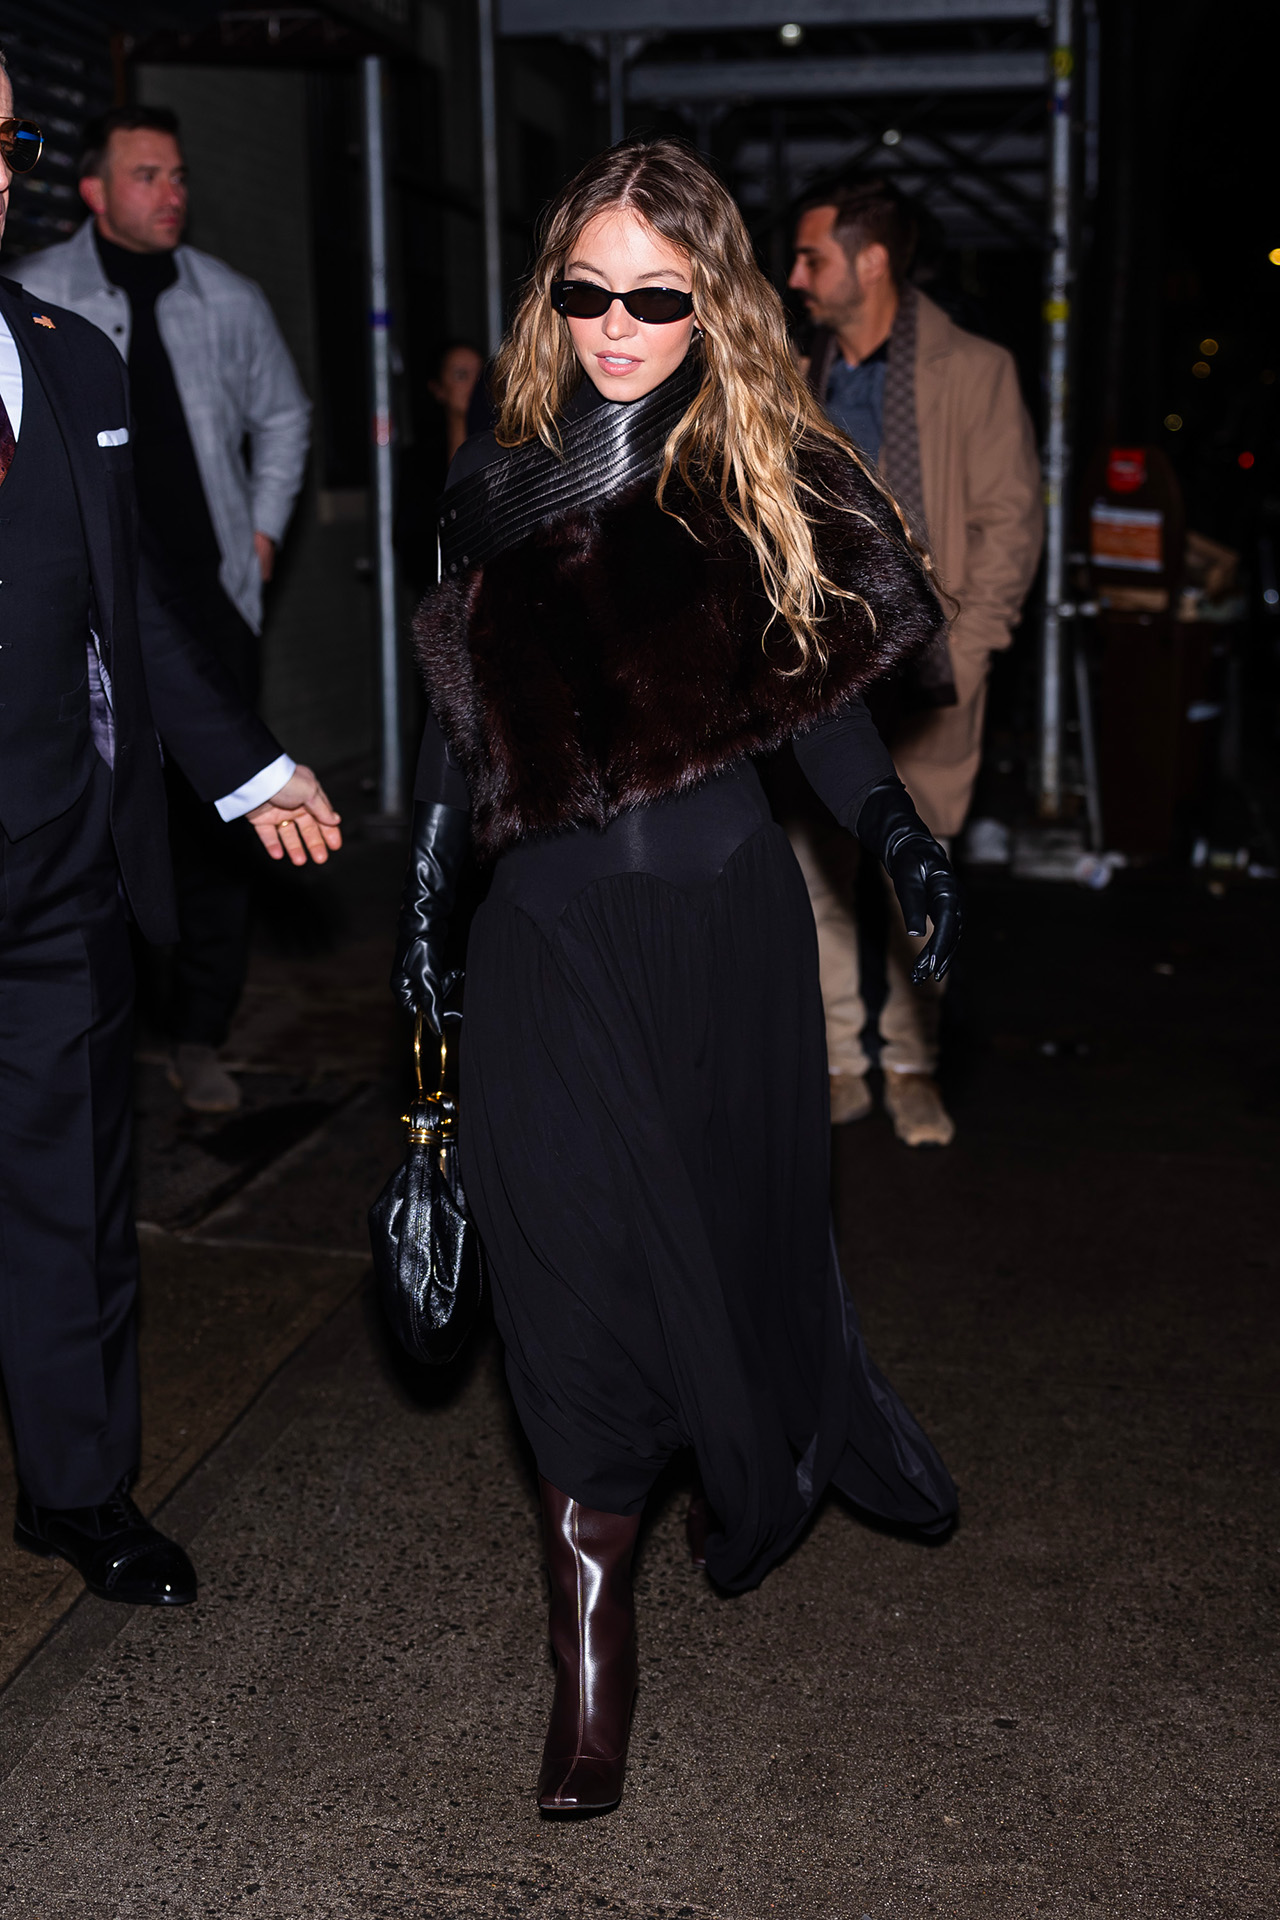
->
[361,55,403,824]
[1038,0,1075,815]
[478,0,503,356]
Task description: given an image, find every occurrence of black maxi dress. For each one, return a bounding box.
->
[414,419,958,1592]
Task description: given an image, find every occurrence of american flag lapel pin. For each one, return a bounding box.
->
[32,313,56,329]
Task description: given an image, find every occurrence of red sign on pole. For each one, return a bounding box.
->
[1106,447,1148,494]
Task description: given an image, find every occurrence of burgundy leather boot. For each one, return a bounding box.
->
[536,1477,640,1815]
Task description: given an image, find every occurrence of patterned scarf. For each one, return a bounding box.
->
[809,284,955,710]
[878,283,925,544]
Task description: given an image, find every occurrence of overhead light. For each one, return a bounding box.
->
[1192,361,1211,379]
[1164,414,1183,430]
[778,22,804,46]
[882,127,902,147]
[1200,338,1219,355]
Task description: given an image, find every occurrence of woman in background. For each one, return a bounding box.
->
[395,339,484,594]
[428,339,484,469]
[392,139,961,1817]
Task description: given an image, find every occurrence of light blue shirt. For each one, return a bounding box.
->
[823,343,889,461]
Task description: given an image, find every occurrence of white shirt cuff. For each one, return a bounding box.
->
[215,753,296,822]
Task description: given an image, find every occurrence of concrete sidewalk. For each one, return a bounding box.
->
[0,818,409,1687]
[0,858,1275,1917]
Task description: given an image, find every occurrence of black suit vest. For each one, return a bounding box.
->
[0,342,97,839]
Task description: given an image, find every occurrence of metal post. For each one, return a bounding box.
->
[478,0,503,356]
[1038,0,1075,816]
[362,55,403,824]
[607,32,626,144]
[1073,642,1103,850]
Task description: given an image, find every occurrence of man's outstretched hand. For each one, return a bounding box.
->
[247,766,343,865]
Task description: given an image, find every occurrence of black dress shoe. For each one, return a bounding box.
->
[14,1478,197,1606]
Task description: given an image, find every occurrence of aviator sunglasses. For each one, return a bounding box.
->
[0,119,43,174]
[550,279,695,325]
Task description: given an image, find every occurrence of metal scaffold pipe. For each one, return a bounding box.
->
[1039,0,1075,816]
[478,0,503,356]
[362,54,403,824]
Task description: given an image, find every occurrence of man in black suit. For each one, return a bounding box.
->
[0,63,342,1605]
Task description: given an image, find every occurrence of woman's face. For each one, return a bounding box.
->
[562,208,697,402]
[430,345,484,416]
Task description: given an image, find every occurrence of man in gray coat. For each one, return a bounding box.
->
[22,105,311,1113]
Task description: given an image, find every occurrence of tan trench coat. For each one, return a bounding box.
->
[890,292,1044,836]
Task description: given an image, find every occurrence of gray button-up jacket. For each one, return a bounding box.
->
[20,220,310,634]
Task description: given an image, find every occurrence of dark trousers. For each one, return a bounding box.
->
[164,573,261,1049]
[167,764,254,1047]
[0,760,140,1508]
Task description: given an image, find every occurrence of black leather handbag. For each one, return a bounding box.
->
[368,1016,484,1365]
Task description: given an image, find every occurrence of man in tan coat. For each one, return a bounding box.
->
[789,179,1042,1144]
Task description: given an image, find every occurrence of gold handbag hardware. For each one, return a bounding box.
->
[404,1013,457,1147]
[370,1010,482,1366]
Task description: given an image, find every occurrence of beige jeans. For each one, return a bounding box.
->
[786,813,945,1078]
[788,641,992,1078]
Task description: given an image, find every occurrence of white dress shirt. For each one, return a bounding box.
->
[0,307,23,436]
[0,312,292,821]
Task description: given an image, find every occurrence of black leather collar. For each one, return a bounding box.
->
[437,352,702,580]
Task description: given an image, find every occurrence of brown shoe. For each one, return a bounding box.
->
[829,1071,873,1125]
[536,1479,640,1816]
[167,1044,241,1115]
[883,1071,955,1147]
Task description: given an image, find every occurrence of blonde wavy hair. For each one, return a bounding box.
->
[493,138,915,670]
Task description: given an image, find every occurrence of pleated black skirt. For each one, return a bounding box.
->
[459,777,956,1593]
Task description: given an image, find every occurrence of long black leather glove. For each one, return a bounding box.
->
[390,801,471,1033]
[855,777,963,984]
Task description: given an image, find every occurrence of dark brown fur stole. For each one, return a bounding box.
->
[413,439,943,863]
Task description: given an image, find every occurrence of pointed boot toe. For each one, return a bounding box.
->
[537,1746,633,1815]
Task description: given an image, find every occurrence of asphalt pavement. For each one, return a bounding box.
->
[0,832,1275,1919]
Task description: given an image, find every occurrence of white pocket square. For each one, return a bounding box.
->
[97,427,129,447]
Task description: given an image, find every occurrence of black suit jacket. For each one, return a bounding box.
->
[0,276,282,943]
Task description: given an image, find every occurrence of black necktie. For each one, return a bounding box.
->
[0,388,14,487]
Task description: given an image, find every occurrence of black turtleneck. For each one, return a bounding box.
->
[94,229,220,577]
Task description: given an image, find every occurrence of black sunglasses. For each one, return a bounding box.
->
[0,119,43,175]
[550,279,695,325]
